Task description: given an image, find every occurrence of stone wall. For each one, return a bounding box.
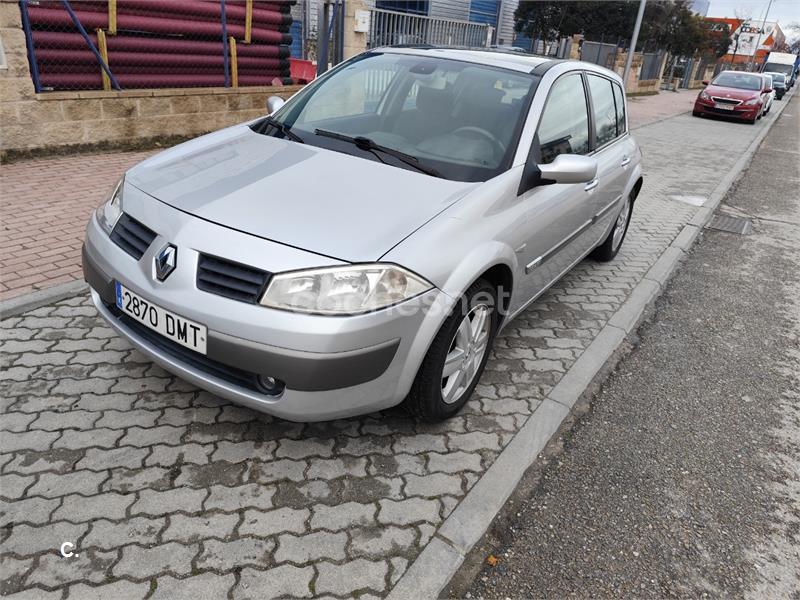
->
[0,3,302,159]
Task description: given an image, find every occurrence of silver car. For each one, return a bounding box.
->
[83,47,642,422]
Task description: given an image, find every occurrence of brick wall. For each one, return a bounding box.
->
[0,4,303,159]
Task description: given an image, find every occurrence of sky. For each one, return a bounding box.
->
[707,0,800,40]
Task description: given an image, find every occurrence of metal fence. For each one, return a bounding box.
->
[366,8,492,49]
[19,0,294,93]
[580,40,621,69]
[640,52,664,80]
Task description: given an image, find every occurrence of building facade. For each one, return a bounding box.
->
[705,17,785,66]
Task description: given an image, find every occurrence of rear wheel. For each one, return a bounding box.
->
[692,110,701,117]
[591,195,632,262]
[405,279,497,422]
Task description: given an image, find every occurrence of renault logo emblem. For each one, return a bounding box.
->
[154,244,177,281]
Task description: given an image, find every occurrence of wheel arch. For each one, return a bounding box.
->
[476,263,514,325]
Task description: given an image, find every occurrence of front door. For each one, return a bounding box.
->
[512,72,598,313]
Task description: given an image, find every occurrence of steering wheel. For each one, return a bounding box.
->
[452,126,506,155]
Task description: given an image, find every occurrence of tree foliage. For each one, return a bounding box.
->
[515,0,731,57]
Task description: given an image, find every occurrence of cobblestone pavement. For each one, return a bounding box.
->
[0,90,693,302]
[0,109,778,598]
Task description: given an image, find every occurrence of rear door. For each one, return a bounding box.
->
[512,72,598,312]
[585,73,636,243]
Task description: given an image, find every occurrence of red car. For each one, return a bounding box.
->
[693,71,772,124]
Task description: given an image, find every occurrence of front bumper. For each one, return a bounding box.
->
[83,189,452,421]
[694,98,759,119]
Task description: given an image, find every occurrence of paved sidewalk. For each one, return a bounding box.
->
[628,88,697,128]
[0,89,696,302]
[0,100,785,597]
[0,150,154,301]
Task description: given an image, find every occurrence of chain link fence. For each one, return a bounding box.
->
[20,0,295,92]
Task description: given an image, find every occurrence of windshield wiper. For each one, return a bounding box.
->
[314,129,441,178]
[260,116,304,143]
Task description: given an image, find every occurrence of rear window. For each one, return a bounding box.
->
[587,74,617,147]
[612,82,626,135]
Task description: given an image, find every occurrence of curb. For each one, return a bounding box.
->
[388,91,794,600]
[0,280,87,319]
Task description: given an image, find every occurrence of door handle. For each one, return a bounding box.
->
[584,179,599,191]
[620,156,631,167]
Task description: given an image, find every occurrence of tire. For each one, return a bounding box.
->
[692,110,701,117]
[591,194,633,262]
[405,279,498,422]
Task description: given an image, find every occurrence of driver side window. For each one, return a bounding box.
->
[536,73,590,164]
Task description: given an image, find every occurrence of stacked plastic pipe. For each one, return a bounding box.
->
[27,0,295,90]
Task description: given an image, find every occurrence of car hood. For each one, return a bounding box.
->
[705,85,760,100]
[127,124,477,262]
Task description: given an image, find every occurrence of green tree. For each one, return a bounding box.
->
[515,0,728,55]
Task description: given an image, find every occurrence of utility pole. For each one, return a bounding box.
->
[748,0,773,72]
[730,23,742,69]
[623,0,647,86]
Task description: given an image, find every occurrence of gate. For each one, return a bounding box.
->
[366,8,493,49]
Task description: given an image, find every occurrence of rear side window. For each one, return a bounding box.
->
[537,73,590,164]
[587,74,617,146]
[612,82,626,136]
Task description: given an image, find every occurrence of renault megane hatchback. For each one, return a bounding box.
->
[83,47,643,422]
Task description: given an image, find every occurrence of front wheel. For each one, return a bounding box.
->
[405,279,497,422]
[591,195,632,262]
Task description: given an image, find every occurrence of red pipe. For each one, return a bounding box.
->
[39,72,290,89]
[28,6,291,44]
[39,63,285,76]
[63,0,293,26]
[35,48,288,69]
[32,31,290,58]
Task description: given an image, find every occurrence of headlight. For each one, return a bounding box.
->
[744,97,760,106]
[95,176,124,234]
[699,90,710,100]
[260,264,433,315]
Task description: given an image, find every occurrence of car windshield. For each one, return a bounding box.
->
[766,72,786,85]
[712,72,762,90]
[257,52,538,182]
[763,62,794,76]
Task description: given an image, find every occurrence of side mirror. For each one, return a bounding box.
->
[702,80,710,86]
[764,87,773,93]
[537,154,598,185]
[266,95,286,114]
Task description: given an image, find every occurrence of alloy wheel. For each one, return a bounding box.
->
[441,304,491,404]
[612,197,631,250]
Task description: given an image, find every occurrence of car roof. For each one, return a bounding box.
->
[374,45,554,74]
[370,46,625,83]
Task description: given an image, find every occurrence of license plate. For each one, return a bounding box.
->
[714,103,735,110]
[115,282,207,354]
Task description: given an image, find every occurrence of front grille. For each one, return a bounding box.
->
[197,253,271,304]
[711,96,742,105]
[110,213,157,260]
[105,302,261,392]
[705,106,746,116]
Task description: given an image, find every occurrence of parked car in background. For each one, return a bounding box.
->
[761,51,798,88]
[83,47,643,422]
[765,72,787,100]
[693,71,770,124]
[760,74,775,114]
